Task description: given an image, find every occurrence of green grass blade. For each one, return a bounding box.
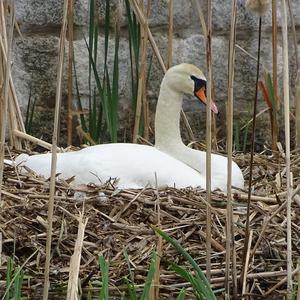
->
[104,0,110,68]
[83,36,108,130]
[168,261,205,299]
[4,257,13,300]
[176,288,186,300]
[13,267,24,300]
[73,55,87,132]
[99,256,109,300]
[123,250,137,300]
[140,251,157,300]
[152,227,216,300]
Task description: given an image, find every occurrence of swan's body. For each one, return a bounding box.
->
[15,144,206,189]
[13,63,244,191]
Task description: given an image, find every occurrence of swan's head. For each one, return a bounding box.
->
[165,63,218,114]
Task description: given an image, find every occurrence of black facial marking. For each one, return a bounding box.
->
[190,75,206,95]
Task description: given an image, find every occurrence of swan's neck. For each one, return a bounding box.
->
[155,80,184,148]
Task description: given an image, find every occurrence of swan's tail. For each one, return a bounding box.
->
[4,153,29,167]
[4,159,14,166]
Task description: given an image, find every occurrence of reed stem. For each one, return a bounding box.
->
[240,16,262,292]
[67,0,74,145]
[0,1,14,203]
[225,0,237,297]
[42,0,68,298]
[205,0,212,283]
[280,0,293,296]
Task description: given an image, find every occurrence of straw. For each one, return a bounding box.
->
[42,0,69,298]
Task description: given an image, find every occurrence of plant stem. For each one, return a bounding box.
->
[42,0,68,298]
[205,0,212,283]
[226,0,237,298]
[0,1,14,203]
[280,0,293,297]
[240,16,262,293]
[67,0,74,145]
[167,0,173,69]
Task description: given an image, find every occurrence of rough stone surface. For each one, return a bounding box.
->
[16,0,88,27]
[11,0,300,143]
[13,36,61,109]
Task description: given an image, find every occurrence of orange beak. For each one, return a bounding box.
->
[195,87,218,114]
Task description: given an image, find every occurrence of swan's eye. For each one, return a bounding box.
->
[190,75,206,94]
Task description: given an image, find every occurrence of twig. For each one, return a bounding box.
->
[280,0,293,296]
[242,230,253,296]
[13,129,59,151]
[42,0,69,298]
[66,212,88,300]
[264,267,299,297]
[226,0,237,297]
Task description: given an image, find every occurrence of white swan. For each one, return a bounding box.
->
[12,63,244,190]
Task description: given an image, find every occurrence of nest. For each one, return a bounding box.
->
[0,151,299,299]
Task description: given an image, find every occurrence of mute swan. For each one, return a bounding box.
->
[11,63,244,190]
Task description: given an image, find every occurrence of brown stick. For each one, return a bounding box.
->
[0,1,14,203]
[205,0,212,283]
[132,1,148,144]
[66,213,88,300]
[280,0,293,296]
[13,129,59,151]
[240,15,262,292]
[296,70,300,148]
[42,0,69,298]
[287,0,299,70]
[167,0,173,69]
[272,0,279,109]
[67,0,74,145]
[226,0,237,297]
[264,267,300,297]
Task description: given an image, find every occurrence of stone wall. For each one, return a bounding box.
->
[13,0,300,143]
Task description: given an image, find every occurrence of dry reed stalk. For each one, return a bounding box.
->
[205,0,212,282]
[13,129,58,151]
[287,0,299,70]
[0,2,25,149]
[241,230,253,296]
[225,0,237,297]
[194,0,207,36]
[66,212,88,300]
[280,0,293,296]
[130,0,195,142]
[240,9,263,291]
[0,1,14,203]
[167,0,173,69]
[296,70,300,148]
[297,259,300,300]
[264,267,300,297]
[150,184,162,300]
[42,0,69,298]
[132,1,148,144]
[129,0,166,73]
[0,232,2,266]
[67,0,74,145]
[272,0,279,109]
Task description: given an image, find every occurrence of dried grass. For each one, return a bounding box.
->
[0,150,299,299]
